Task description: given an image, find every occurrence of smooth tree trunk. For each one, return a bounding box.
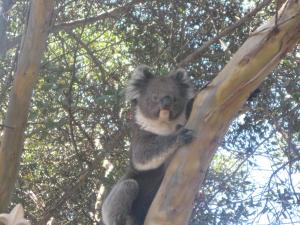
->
[0,0,54,212]
[145,0,300,224]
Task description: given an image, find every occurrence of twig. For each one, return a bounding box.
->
[52,0,143,33]
[177,0,273,67]
[0,124,14,129]
[5,0,145,50]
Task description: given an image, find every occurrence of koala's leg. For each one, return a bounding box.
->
[102,179,139,225]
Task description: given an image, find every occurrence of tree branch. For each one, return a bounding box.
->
[36,127,127,225]
[145,1,300,224]
[177,0,274,67]
[67,30,107,75]
[53,0,144,33]
[5,0,145,51]
[0,0,54,212]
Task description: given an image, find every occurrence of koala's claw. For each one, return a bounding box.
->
[177,128,194,145]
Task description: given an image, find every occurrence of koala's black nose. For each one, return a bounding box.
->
[160,96,172,109]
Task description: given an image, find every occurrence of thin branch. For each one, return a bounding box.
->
[177,0,273,67]
[67,30,107,75]
[52,0,144,33]
[0,124,14,129]
[36,128,127,225]
[251,155,300,225]
[6,0,145,49]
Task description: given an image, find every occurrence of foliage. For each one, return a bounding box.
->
[0,0,299,224]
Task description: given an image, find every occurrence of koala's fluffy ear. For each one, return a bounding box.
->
[125,65,154,101]
[170,68,194,99]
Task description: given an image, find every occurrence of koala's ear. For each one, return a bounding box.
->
[171,68,188,82]
[171,68,191,86]
[170,68,194,99]
[125,65,154,101]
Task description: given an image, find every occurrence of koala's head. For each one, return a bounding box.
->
[126,65,194,135]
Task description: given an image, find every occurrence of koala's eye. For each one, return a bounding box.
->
[152,94,159,102]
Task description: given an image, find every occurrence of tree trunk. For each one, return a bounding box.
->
[0,0,54,212]
[144,1,300,224]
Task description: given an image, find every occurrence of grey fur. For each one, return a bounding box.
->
[102,66,195,225]
[131,126,194,171]
[102,179,139,225]
[125,65,152,101]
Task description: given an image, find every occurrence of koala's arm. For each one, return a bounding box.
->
[131,128,193,171]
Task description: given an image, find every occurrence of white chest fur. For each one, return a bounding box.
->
[135,107,186,135]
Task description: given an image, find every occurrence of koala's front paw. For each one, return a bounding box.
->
[177,128,194,145]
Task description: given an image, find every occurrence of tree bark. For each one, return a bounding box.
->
[0,0,54,212]
[144,1,300,224]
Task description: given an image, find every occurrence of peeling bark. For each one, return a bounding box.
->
[145,1,300,224]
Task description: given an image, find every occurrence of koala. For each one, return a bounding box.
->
[102,65,195,225]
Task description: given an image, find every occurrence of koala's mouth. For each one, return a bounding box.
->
[159,109,171,122]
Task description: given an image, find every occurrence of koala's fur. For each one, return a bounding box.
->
[102,65,195,225]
